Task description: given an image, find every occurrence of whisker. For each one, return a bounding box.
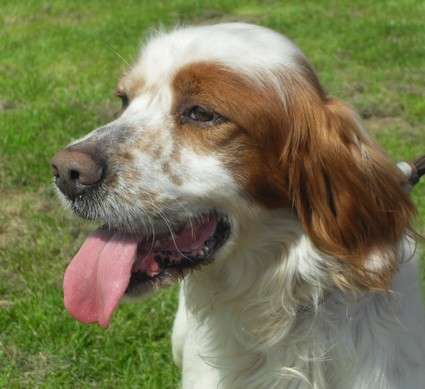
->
[103,41,130,66]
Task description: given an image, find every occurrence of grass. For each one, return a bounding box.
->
[1,0,424,387]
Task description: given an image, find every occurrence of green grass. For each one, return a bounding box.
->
[1,0,424,387]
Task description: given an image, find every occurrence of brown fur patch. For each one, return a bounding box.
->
[277,69,415,290]
[136,132,164,158]
[116,151,134,162]
[170,141,182,163]
[172,62,291,207]
[162,161,183,186]
[171,61,416,291]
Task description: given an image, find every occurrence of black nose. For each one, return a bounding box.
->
[51,147,105,200]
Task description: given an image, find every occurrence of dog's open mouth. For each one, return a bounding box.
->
[63,212,230,327]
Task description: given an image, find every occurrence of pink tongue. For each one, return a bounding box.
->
[63,218,218,328]
[63,230,138,328]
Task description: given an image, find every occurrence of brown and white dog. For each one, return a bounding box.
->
[52,23,425,388]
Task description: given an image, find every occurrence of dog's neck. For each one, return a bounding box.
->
[180,208,410,387]
[183,209,335,344]
[180,209,341,387]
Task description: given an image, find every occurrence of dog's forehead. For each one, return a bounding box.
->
[123,23,301,93]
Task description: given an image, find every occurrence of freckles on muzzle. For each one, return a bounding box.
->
[52,123,137,201]
[52,120,236,329]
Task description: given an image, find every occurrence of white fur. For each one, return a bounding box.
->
[137,23,300,86]
[173,219,425,388]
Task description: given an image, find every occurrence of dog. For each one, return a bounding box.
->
[52,23,425,388]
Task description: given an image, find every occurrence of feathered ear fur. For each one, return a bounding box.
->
[280,69,415,290]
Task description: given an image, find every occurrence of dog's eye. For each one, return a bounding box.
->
[187,106,214,122]
[182,106,226,125]
[116,90,129,109]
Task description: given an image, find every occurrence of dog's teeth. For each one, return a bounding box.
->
[154,240,160,248]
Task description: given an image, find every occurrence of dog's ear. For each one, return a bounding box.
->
[281,83,415,290]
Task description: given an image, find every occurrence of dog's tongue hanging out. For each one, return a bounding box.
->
[63,218,218,328]
[63,231,139,328]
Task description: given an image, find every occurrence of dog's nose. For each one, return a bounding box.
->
[51,148,104,199]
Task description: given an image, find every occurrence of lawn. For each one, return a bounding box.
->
[1,0,424,387]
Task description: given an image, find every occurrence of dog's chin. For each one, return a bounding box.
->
[64,191,233,299]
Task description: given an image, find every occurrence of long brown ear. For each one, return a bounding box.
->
[282,88,415,290]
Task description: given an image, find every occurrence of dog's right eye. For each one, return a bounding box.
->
[116,90,129,109]
[181,105,226,126]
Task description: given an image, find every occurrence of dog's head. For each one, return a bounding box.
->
[52,23,414,327]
